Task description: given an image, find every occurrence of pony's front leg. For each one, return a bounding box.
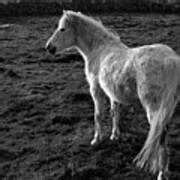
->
[90,83,104,145]
[110,101,120,141]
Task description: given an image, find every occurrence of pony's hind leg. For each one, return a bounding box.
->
[90,82,105,145]
[110,101,120,141]
[157,126,169,180]
[157,98,177,180]
[134,94,177,180]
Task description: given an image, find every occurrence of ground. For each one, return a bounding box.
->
[0,14,180,180]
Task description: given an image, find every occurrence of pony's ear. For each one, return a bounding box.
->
[63,10,67,14]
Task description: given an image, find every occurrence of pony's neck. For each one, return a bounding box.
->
[74,16,124,60]
[75,29,106,57]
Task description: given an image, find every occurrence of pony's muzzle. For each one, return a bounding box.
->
[46,43,56,55]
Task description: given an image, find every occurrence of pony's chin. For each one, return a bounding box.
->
[58,49,67,54]
[56,47,75,55]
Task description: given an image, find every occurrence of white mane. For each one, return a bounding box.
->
[64,10,120,42]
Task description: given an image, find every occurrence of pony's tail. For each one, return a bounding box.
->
[133,109,166,174]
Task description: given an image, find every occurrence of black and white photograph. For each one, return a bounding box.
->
[0,0,180,179]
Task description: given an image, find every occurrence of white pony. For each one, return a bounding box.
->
[46,10,180,180]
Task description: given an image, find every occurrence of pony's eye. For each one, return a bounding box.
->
[60,28,65,32]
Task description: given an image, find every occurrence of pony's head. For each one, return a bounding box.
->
[46,10,77,54]
[46,10,120,55]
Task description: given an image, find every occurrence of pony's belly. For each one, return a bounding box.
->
[99,74,138,104]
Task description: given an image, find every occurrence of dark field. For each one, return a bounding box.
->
[0,14,180,180]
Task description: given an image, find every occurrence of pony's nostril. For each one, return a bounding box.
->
[46,44,56,55]
[49,46,56,54]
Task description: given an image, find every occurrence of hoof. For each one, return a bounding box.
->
[157,171,169,180]
[110,132,120,141]
[90,135,102,146]
[91,138,98,146]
